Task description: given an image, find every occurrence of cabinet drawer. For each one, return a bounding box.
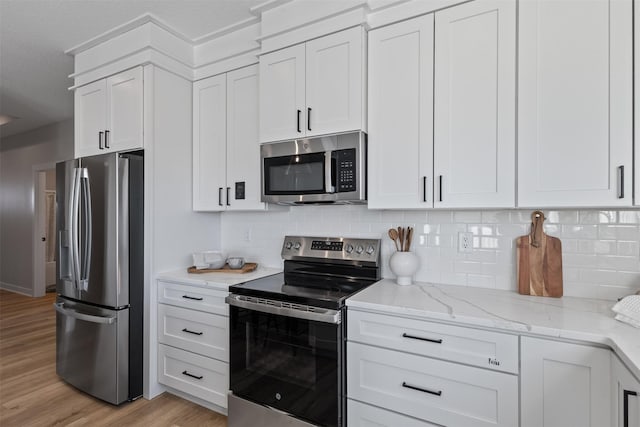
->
[348,399,438,427]
[347,342,518,427]
[348,309,518,373]
[158,344,228,408]
[158,280,228,315]
[158,304,228,361]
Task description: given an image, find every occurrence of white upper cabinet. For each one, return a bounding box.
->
[368,14,434,209]
[636,1,640,206]
[259,26,365,143]
[434,0,515,208]
[259,44,306,143]
[368,0,515,210]
[521,337,611,427]
[226,65,266,211]
[193,65,268,212]
[74,67,143,158]
[518,0,633,207]
[193,74,227,211]
[305,27,364,137]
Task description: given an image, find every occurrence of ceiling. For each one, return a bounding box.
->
[0,0,264,138]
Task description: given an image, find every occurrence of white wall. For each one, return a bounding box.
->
[0,120,73,295]
[221,206,640,301]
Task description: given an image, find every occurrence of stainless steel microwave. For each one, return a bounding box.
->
[260,131,367,205]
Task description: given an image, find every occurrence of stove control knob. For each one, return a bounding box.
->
[366,245,375,255]
[345,244,354,253]
[293,242,301,250]
[285,241,293,250]
[356,245,364,254]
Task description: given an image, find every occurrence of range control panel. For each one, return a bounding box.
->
[282,236,381,265]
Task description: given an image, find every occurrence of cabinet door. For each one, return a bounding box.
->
[74,79,107,158]
[306,26,364,137]
[193,74,226,211]
[434,0,515,208]
[636,0,640,206]
[521,337,611,427]
[226,65,266,211]
[367,14,434,209]
[259,44,306,142]
[106,67,143,153]
[612,356,640,427]
[518,0,632,207]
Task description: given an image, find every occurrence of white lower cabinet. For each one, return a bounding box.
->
[347,309,519,427]
[612,356,640,427]
[157,280,229,409]
[348,400,438,427]
[521,336,611,427]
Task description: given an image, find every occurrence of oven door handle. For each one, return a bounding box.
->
[226,295,341,324]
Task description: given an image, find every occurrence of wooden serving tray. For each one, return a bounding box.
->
[187,263,258,274]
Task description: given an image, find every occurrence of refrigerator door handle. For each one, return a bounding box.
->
[53,302,116,325]
[79,168,92,287]
[71,168,82,289]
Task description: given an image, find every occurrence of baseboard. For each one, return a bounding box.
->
[0,282,33,296]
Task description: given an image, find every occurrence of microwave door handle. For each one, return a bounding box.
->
[324,151,335,193]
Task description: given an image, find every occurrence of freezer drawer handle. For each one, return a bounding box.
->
[53,302,116,325]
[182,370,203,380]
[182,295,203,301]
[624,389,637,427]
[182,328,203,336]
[402,381,442,397]
[402,333,443,344]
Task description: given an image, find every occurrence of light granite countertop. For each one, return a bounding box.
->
[156,266,282,291]
[347,279,640,379]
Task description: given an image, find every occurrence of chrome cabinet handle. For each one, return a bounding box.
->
[218,187,223,206]
[99,131,104,149]
[307,107,312,131]
[297,109,302,133]
[226,187,231,206]
[422,177,427,202]
[402,332,442,344]
[104,130,110,149]
[624,389,637,427]
[402,381,442,397]
[439,175,443,202]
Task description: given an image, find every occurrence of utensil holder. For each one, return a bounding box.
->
[389,252,419,286]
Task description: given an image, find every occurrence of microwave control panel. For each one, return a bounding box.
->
[334,149,356,192]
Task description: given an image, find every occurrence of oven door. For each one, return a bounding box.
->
[228,296,343,427]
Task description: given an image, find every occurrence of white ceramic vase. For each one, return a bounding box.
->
[389,251,419,286]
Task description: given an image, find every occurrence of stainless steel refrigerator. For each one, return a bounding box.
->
[55,151,143,405]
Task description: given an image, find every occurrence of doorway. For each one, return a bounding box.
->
[33,165,56,297]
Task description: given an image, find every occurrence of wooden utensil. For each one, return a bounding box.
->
[405,227,413,251]
[516,211,563,297]
[388,229,400,251]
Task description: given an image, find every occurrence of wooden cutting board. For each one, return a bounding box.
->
[187,263,258,274]
[517,211,563,297]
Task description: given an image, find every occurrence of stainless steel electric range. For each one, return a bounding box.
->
[226,236,381,427]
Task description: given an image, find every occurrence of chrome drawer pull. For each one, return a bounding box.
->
[402,381,442,397]
[182,328,203,336]
[402,332,443,344]
[182,295,203,301]
[182,370,203,380]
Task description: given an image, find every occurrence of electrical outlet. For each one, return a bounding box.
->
[244,229,252,242]
[458,232,473,253]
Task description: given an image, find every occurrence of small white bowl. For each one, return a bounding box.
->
[227,257,245,269]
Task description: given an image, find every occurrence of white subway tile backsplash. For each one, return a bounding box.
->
[221,207,640,301]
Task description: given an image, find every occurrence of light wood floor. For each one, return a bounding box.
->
[0,290,227,426]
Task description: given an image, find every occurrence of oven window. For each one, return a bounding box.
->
[263,152,326,195]
[230,306,341,427]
